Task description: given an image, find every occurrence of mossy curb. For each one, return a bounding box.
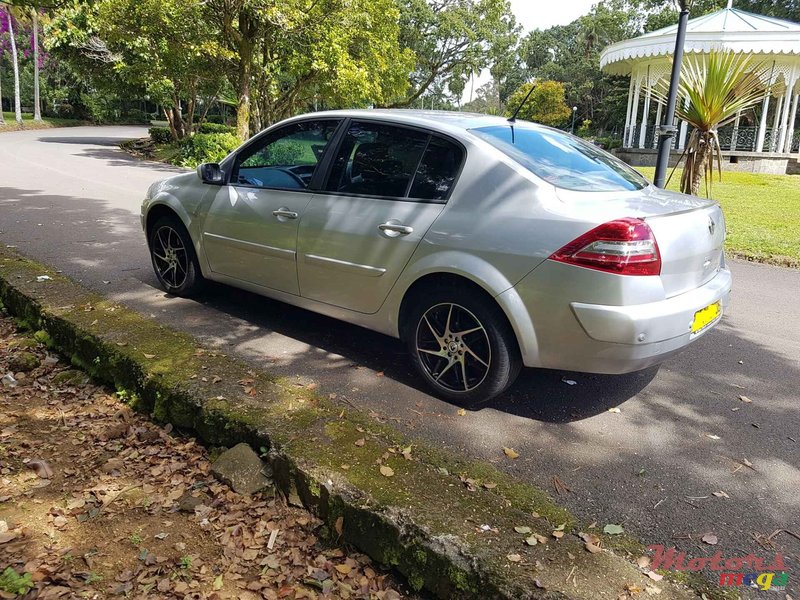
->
[0,247,700,600]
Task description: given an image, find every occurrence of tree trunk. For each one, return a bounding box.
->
[7,12,23,124]
[0,61,5,124]
[236,39,253,140]
[32,8,42,122]
[685,134,711,196]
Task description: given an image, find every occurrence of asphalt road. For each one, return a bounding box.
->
[2,126,798,595]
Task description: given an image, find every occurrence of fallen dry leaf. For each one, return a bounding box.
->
[701,533,718,545]
[379,465,395,477]
[552,530,564,539]
[514,526,532,534]
[738,395,752,403]
[27,459,53,479]
[647,571,663,581]
[607,407,621,413]
[143,353,156,359]
[585,542,602,553]
[712,491,730,498]
[636,556,651,569]
[507,554,522,563]
[334,516,344,536]
[706,434,721,440]
[354,438,366,447]
[503,447,519,459]
[457,408,466,416]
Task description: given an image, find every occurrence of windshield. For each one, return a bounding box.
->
[471,125,649,192]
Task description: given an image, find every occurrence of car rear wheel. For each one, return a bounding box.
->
[149,215,205,297]
[406,287,521,405]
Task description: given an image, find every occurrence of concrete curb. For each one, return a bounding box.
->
[0,247,701,600]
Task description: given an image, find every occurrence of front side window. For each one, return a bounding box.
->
[325,122,429,198]
[233,120,340,190]
[471,125,648,192]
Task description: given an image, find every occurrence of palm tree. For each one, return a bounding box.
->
[655,51,767,196]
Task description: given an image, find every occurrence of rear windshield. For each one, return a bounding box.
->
[470,125,648,192]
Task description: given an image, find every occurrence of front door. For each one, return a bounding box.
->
[202,119,341,294]
[297,120,464,313]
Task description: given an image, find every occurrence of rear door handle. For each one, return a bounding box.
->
[273,208,299,220]
[379,222,413,235]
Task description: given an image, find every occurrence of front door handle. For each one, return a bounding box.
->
[273,208,299,220]
[379,222,413,235]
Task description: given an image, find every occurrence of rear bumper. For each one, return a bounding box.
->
[570,267,731,346]
[500,262,732,374]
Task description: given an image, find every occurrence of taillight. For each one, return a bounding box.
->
[549,217,661,276]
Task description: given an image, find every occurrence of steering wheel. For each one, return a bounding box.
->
[275,167,307,188]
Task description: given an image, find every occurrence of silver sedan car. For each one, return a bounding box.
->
[141,109,731,403]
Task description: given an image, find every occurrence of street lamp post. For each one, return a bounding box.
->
[654,4,690,188]
[571,106,578,134]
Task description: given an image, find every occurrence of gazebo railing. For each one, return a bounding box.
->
[623,125,798,153]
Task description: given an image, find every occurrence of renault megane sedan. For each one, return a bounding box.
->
[141,109,731,403]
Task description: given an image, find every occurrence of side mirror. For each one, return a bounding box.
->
[197,162,225,185]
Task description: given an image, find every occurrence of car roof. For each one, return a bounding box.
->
[283,109,538,138]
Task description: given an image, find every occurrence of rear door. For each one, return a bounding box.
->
[296,120,464,314]
[202,119,341,295]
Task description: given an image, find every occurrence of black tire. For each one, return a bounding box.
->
[148,215,205,297]
[405,285,522,405]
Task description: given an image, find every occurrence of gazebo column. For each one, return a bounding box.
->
[786,91,799,154]
[627,76,641,148]
[678,97,689,150]
[756,93,771,152]
[638,80,651,149]
[778,68,798,153]
[623,77,635,146]
[730,110,742,151]
[652,101,663,149]
[770,94,784,152]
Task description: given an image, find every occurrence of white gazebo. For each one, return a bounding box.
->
[600,2,800,173]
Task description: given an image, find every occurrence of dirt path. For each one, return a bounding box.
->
[0,315,411,599]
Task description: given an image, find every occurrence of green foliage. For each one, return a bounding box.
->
[242,140,306,167]
[0,568,33,595]
[148,127,172,145]
[505,80,572,127]
[594,136,623,150]
[198,122,235,135]
[394,0,519,107]
[178,133,240,167]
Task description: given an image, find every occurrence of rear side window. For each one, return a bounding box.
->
[325,121,463,201]
[326,122,428,198]
[409,137,463,201]
[471,125,648,192]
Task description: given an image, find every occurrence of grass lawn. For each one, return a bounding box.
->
[637,167,800,267]
[0,111,87,133]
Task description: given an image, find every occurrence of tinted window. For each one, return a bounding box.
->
[234,120,340,190]
[325,122,428,198]
[471,125,648,192]
[409,137,463,201]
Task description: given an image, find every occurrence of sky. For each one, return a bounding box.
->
[461,0,598,103]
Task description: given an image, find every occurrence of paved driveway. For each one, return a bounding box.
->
[1,127,798,594]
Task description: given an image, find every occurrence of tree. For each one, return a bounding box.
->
[462,79,502,114]
[653,51,766,196]
[31,6,39,120]
[505,80,572,126]
[1,5,22,123]
[390,0,519,107]
[208,0,413,138]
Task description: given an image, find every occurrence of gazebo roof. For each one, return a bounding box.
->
[601,7,800,75]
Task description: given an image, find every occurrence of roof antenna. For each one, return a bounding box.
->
[508,79,537,124]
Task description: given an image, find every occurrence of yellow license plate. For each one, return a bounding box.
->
[691,301,721,334]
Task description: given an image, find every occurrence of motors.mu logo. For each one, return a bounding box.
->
[648,545,790,591]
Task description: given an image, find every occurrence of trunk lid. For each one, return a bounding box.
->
[555,186,726,297]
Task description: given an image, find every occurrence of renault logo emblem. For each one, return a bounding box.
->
[708,216,715,236]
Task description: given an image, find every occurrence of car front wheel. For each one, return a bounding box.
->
[149,215,205,297]
[406,288,521,405]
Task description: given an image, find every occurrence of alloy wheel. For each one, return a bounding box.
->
[415,303,492,392]
[152,225,189,289]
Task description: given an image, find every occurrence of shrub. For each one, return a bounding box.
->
[594,136,623,151]
[206,114,226,124]
[124,109,151,124]
[198,122,236,135]
[178,133,241,167]
[149,126,173,144]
